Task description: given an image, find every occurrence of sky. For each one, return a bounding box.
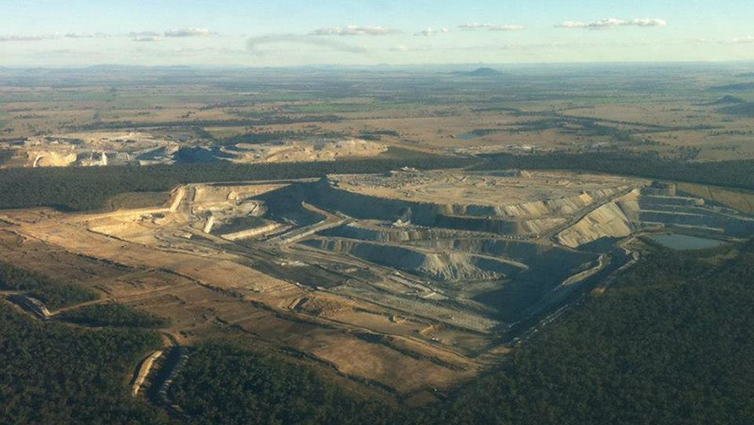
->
[1,0,754,67]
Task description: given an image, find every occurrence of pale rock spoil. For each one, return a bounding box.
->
[556,202,634,248]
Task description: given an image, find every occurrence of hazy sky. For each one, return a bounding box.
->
[1,0,753,67]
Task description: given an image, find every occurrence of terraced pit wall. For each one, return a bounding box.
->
[306,179,628,237]
[302,238,524,282]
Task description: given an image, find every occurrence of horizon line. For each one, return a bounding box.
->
[2,59,754,70]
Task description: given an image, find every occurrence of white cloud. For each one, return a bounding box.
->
[459,23,487,30]
[133,35,163,42]
[414,27,450,36]
[128,31,161,37]
[164,28,213,37]
[631,18,668,27]
[63,33,109,39]
[721,36,754,44]
[127,31,163,42]
[557,18,667,29]
[0,35,57,42]
[488,24,526,31]
[459,23,526,31]
[1,31,162,42]
[309,25,399,36]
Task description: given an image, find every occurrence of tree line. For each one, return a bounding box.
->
[58,302,168,329]
[475,152,754,191]
[0,153,474,211]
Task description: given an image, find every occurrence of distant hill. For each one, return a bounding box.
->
[709,82,754,91]
[454,67,504,77]
[718,102,754,116]
[709,95,746,105]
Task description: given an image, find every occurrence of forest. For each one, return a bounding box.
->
[58,303,168,328]
[0,152,473,211]
[0,262,95,310]
[168,344,398,425]
[476,152,754,191]
[0,303,169,425]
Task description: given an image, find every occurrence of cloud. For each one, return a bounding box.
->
[127,29,212,41]
[459,23,489,30]
[309,25,399,36]
[164,28,213,37]
[488,25,526,31]
[1,31,145,42]
[631,18,668,27]
[129,31,161,37]
[414,27,450,37]
[63,33,109,39]
[557,18,667,29]
[127,31,162,42]
[246,35,368,55]
[133,35,162,42]
[721,36,754,44]
[0,35,58,42]
[459,23,526,31]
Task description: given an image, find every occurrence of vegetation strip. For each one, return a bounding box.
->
[0,153,473,211]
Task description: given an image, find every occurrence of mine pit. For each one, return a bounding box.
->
[2,169,753,395]
[3,131,388,167]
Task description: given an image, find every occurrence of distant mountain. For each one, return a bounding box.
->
[454,67,504,77]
